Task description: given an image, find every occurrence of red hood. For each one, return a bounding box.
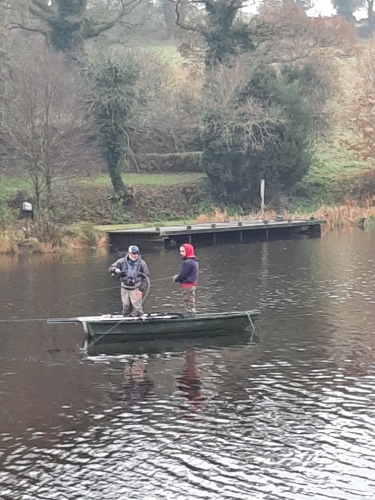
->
[182,243,195,258]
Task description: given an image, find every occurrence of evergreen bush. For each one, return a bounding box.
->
[201,65,312,208]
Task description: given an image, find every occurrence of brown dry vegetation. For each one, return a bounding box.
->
[2,199,375,255]
[0,231,21,255]
[314,200,375,229]
[196,201,375,231]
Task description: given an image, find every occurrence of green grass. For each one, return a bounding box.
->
[94,219,196,231]
[313,131,372,179]
[0,175,32,196]
[292,136,373,204]
[143,43,183,65]
[84,173,205,187]
[0,172,205,194]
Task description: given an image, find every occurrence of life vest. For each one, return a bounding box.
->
[125,257,141,285]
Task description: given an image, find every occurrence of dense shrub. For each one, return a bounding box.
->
[201,64,313,208]
[50,180,207,224]
[133,152,203,173]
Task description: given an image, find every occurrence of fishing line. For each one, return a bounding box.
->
[59,276,172,302]
[1,275,170,325]
[59,285,119,301]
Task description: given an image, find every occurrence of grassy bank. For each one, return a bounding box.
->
[2,170,375,255]
[0,172,209,253]
[0,172,208,225]
[82,172,205,187]
[2,202,374,255]
[94,219,196,231]
[0,172,205,196]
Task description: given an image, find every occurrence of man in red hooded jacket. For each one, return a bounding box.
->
[173,243,199,316]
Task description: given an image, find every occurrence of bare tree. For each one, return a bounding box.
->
[257,0,356,60]
[7,0,144,56]
[128,49,201,157]
[0,46,98,240]
[0,0,11,52]
[173,0,356,67]
[340,39,375,165]
[203,56,281,152]
[200,56,284,205]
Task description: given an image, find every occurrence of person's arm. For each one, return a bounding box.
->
[134,260,150,293]
[139,261,150,292]
[109,258,123,274]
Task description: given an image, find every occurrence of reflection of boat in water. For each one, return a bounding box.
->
[47,310,260,345]
[84,328,258,356]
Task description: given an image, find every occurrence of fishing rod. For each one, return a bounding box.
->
[0,318,48,323]
[84,271,153,348]
[0,276,172,325]
[59,276,172,301]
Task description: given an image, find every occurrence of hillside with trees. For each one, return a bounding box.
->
[1,0,375,250]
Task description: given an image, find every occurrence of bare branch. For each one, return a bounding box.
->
[8,21,48,38]
[203,57,281,152]
[0,48,100,215]
[175,0,204,34]
[84,0,142,39]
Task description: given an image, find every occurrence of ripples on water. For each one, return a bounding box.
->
[1,232,375,499]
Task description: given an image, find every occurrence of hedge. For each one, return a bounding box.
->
[133,152,202,173]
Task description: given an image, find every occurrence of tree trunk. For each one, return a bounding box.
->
[162,0,176,39]
[107,153,133,203]
[44,79,52,212]
[368,0,374,33]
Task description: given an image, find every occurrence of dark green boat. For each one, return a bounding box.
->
[86,329,257,356]
[48,310,260,344]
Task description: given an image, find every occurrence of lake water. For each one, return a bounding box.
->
[1,230,375,499]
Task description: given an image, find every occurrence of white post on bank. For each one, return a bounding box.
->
[260,179,265,219]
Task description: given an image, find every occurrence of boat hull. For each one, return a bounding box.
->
[83,311,259,343]
[86,329,256,356]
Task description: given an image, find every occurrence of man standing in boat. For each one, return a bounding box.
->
[173,243,199,316]
[109,245,150,317]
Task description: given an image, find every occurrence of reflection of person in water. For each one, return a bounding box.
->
[123,357,153,405]
[177,347,203,410]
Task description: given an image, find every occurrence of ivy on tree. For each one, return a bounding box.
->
[92,58,138,201]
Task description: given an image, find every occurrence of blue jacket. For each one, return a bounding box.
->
[174,257,199,286]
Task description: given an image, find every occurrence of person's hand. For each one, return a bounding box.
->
[114,268,121,275]
[135,290,143,300]
[173,275,178,281]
